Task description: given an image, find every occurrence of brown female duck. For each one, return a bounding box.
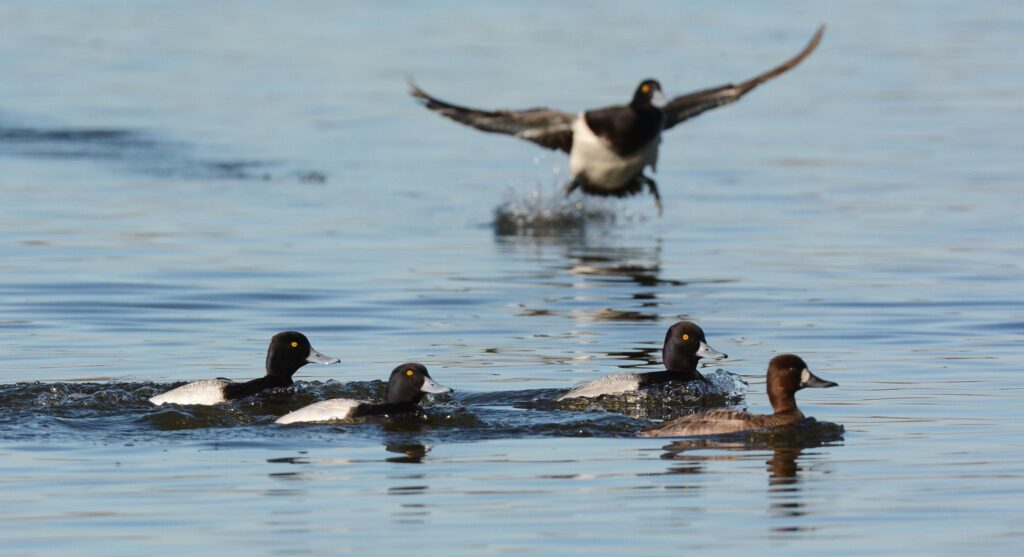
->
[639,354,836,437]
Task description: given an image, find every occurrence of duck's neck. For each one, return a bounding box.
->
[354,401,420,418]
[223,375,292,400]
[266,350,306,379]
[664,352,701,378]
[768,385,800,415]
[629,93,660,113]
[384,386,426,407]
[667,368,704,382]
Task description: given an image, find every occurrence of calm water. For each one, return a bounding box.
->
[1,1,1023,555]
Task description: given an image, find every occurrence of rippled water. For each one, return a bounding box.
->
[1,1,1022,555]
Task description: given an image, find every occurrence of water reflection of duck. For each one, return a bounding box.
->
[149,332,340,406]
[385,442,431,463]
[640,354,837,437]
[656,425,844,528]
[659,441,807,482]
[410,27,823,213]
[557,321,727,400]
[500,236,678,321]
[275,364,452,424]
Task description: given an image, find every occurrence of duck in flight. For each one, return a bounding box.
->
[410,26,824,213]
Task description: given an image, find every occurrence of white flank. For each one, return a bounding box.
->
[149,379,230,406]
[557,372,643,401]
[569,114,659,191]
[275,399,364,424]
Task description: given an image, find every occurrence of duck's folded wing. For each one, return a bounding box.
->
[409,81,575,152]
[275,399,363,424]
[639,408,764,437]
[662,25,824,130]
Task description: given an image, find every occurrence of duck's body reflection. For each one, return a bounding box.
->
[656,423,844,533]
[492,232,743,416]
[385,442,431,464]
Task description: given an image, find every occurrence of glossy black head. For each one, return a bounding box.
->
[662,321,727,373]
[265,331,340,379]
[766,354,837,413]
[631,79,667,110]
[385,363,453,405]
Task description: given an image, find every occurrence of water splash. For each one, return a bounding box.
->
[550,369,748,420]
[0,377,748,442]
[492,186,621,236]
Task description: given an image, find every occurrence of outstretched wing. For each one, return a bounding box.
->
[409,80,576,153]
[662,25,825,130]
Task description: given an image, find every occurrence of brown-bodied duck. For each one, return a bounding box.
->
[639,354,837,437]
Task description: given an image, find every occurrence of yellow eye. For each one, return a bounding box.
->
[291,341,298,348]
[641,84,650,94]
[681,334,690,341]
[406,369,414,377]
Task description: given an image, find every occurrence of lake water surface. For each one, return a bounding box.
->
[1,1,1022,555]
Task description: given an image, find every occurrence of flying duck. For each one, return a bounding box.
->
[410,26,824,213]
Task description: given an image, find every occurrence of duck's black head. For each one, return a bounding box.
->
[766,354,838,412]
[265,331,340,380]
[631,79,667,110]
[385,363,453,405]
[662,321,727,373]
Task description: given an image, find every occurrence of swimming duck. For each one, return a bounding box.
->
[275,363,452,424]
[149,331,340,406]
[638,354,837,437]
[557,321,727,400]
[410,26,823,213]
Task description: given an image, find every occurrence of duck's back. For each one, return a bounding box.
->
[149,379,230,406]
[639,408,804,437]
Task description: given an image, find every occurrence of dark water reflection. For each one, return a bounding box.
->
[0,120,324,181]
[384,442,431,463]
[657,421,845,533]
[493,231,692,324]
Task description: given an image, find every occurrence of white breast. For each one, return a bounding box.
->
[149,379,230,406]
[275,398,364,424]
[556,372,643,401]
[569,115,659,191]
